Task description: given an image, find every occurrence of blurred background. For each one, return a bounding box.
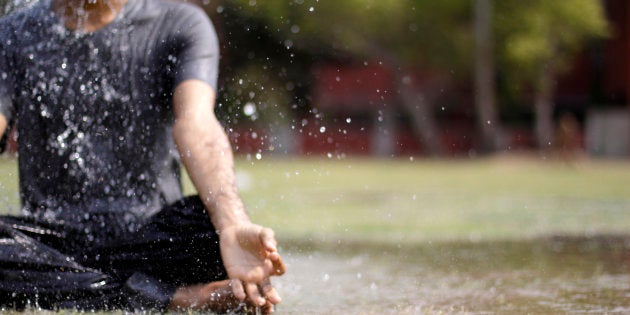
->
[191,0,621,160]
[2,0,629,159]
[2,0,630,313]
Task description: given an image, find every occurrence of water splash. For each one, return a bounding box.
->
[2,0,37,15]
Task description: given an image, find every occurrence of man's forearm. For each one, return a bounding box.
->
[174,118,250,229]
[0,114,7,139]
[172,80,250,231]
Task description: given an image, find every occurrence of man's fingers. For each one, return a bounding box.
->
[259,227,277,252]
[230,279,246,301]
[261,256,275,276]
[261,300,275,314]
[269,252,286,276]
[231,278,278,309]
[245,282,265,306]
[262,278,282,305]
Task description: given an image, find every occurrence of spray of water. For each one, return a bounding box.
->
[1,0,37,15]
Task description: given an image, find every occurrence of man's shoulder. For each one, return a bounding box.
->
[127,0,211,40]
[132,0,207,20]
[125,0,210,37]
[157,0,207,14]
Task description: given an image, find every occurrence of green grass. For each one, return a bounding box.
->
[207,155,630,244]
[0,156,20,213]
[3,155,630,244]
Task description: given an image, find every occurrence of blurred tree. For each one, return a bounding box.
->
[202,2,316,155]
[222,0,610,155]
[495,0,609,149]
[475,0,500,153]
[224,0,473,156]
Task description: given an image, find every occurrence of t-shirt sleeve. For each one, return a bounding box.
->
[171,5,220,91]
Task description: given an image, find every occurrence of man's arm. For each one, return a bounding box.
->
[172,79,285,307]
[0,113,7,139]
[172,79,248,228]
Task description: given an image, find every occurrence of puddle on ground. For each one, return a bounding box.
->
[274,236,630,314]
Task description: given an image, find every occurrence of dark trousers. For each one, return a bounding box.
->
[0,196,226,311]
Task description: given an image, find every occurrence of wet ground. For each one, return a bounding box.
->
[275,236,630,314]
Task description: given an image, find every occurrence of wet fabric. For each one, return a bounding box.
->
[0,196,227,311]
[0,0,219,217]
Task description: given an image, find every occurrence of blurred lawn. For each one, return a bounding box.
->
[2,155,630,243]
[0,156,20,213]
[205,156,630,244]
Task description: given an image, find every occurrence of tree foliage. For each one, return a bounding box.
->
[228,0,472,71]
[495,0,609,88]
[494,0,609,148]
[224,0,474,155]
[224,0,611,152]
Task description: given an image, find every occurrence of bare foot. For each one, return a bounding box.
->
[168,280,241,313]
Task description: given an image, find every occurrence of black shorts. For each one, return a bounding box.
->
[0,196,226,311]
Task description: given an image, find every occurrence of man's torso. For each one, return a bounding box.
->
[0,0,212,221]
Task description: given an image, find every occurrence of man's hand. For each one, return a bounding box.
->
[220,223,286,307]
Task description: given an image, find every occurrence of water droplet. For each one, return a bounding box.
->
[243,102,256,116]
[309,6,314,12]
[322,273,329,281]
[255,153,262,160]
[346,117,352,123]
[319,126,326,133]
[285,82,295,91]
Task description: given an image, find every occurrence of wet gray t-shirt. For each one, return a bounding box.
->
[0,0,219,221]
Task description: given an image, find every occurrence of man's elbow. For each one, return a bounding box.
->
[173,115,226,148]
